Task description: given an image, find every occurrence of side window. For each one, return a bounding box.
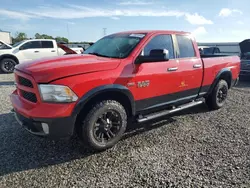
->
[176,35,195,58]
[143,35,174,59]
[41,41,54,48]
[21,41,41,50]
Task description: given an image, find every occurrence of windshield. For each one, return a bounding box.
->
[12,40,25,48]
[83,33,146,58]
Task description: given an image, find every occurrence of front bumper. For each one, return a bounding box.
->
[10,90,77,139]
[12,109,76,139]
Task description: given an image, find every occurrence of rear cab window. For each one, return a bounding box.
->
[41,41,54,48]
[176,35,196,58]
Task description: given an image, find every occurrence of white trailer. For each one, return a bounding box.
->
[0,31,12,44]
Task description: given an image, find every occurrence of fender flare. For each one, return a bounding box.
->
[207,68,232,96]
[72,84,135,116]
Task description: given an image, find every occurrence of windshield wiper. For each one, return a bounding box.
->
[87,52,111,58]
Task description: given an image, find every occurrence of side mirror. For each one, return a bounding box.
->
[135,49,169,64]
[19,46,24,50]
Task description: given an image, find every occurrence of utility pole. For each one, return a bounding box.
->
[67,23,70,42]
[103,28,107,36]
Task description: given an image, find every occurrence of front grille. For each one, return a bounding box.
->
[20,90,37,103]
[18,76,33,88]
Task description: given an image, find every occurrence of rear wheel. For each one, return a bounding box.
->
[206,79,228,110]
[0,58,16,73]
[78,100,127,151]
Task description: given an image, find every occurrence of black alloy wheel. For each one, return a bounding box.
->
[0,58,16,73]
[78,100,127,151]
[216,85,228,104]
[205,79,228,110]
[93,110,123,143]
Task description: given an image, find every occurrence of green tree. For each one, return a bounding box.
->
[12,31,70,44]
[41,34,53,39]
[16,32,27,39]
[12,32,28,43]
[35,33,41,39]
[35,33,53,39]
[55,37,69,43]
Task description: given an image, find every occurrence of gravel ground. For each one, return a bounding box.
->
[0,73,249,188]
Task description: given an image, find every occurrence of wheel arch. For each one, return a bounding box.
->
[207,68,232,96]
[72,84,136,118]
[0,54,19,64]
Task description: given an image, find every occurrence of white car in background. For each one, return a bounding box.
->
[0,39,82,73]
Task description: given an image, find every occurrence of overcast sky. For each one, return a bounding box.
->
[0,0,249,42]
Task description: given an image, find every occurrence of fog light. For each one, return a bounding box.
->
[41,123,49,134]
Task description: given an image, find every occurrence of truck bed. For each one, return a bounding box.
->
[201,55,240,87]
[201,54,232,58]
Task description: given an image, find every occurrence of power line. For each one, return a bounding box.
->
[67,23,70,42]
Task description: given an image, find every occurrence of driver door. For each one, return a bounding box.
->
[17,41,43,62]
[130,34,182,112]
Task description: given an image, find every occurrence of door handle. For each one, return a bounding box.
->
[51,50,56,52]
[34,51,39,53]
[167,67,178,71]
[193,64,202,68]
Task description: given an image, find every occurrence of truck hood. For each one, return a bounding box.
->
[239,39,250,54]
[15,54,121,83]
[0,40,12,49]
[0,49,12,54]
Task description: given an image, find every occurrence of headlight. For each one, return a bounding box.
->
[38,84,78,103]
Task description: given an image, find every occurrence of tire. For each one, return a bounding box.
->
[0,58,16,73]
[78,100,127,151]
[206,79,228,110]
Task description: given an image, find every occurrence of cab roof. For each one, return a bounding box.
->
[114,30,191,35]
[25,39,56,41]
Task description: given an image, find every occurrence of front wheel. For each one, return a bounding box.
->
[206,79,228,110]
[78,100,127,151]
[0,58,17,73]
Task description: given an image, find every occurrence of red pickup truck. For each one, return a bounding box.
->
[10,30,240,151]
